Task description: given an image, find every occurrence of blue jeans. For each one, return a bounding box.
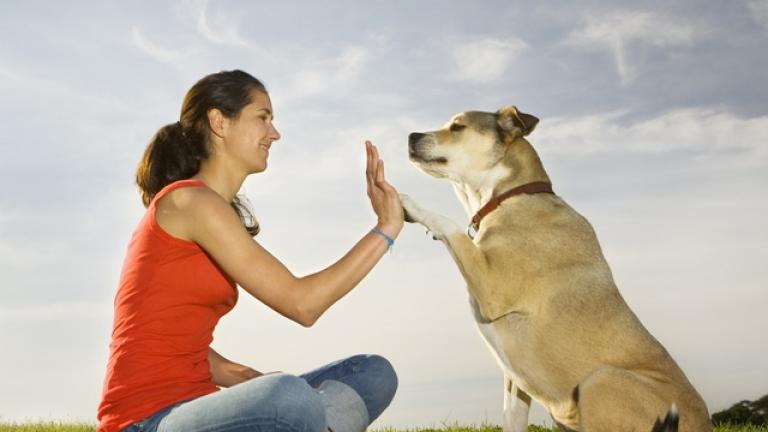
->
[122,354,398,432]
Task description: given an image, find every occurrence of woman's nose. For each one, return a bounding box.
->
[270,124,281,141]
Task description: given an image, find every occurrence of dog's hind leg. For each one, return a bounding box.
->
[576,366,682,432]
[503,376,531,432]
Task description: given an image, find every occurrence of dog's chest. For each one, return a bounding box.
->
[476,320,515,374]
[469,296,526,380]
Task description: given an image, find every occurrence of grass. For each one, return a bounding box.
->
[0,425,94,432]
[0,423,766,432]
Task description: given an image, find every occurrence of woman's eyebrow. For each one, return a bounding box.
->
[255,108,274,119]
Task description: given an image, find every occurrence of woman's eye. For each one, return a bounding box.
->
[450,123,466,132]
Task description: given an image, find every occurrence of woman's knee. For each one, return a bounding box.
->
[270,374,326,432]
[365,354,398,397]
[351,354,398,422]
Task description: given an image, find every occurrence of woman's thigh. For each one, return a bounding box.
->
[299,354,398,423]
[154,373,326,432]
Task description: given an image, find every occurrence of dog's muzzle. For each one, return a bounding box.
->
[408,132,427,154]
[409,132,426,147]
[408,132,447,165]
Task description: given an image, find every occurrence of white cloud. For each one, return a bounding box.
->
[748,0,768,29]
[195,0,250,47]
[280,46,373,101]
[451,37,527,83]
[536,108,768,160]
[566,11,701,83]
[335,46,371,85]
[130,26,181,63]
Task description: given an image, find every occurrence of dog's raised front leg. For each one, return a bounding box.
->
[400,193,463,241]
[503,376,531,432]
[400,194,508,321]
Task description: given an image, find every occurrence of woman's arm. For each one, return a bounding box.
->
[208,347,263,388]
[187,142,403,327]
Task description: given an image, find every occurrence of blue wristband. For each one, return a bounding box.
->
[371,228,395,252]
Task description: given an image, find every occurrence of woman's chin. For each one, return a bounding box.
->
[251,162,267,174]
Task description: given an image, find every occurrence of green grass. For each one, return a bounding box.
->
[0,425,94,432]
[0,423,766,432]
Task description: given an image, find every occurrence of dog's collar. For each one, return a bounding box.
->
[468,181,555,238]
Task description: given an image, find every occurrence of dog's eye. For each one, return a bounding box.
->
[450,123,466,132]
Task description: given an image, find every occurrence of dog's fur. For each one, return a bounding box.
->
[401,106,712,432]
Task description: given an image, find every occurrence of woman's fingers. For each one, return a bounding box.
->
[365,141,374,185]
[375,160,401,204]
[366,145,378,201]
[367,141,382,187]
[376,159,385,185]
[362,141,404,232]
[366,141,399,198]
[372,147,398,193]
[367,141,387,191]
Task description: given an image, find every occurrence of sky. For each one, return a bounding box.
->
[0,0,767,428]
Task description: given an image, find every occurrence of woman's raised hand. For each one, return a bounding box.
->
[365,141,404,238]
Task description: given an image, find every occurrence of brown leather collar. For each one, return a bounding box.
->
[469,181,555,236]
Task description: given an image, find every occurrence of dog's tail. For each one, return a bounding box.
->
[651,404,679,432]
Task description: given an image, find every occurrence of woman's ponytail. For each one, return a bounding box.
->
[136,121,208,208]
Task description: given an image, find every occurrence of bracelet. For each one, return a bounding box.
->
[370,228,395,252]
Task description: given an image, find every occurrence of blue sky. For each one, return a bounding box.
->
[1,0,767,427]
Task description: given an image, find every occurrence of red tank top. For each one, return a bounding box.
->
[97,179,238,432]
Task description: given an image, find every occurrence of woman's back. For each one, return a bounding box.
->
[98,179,238,432]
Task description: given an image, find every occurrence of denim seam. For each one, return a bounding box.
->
[303,357,365,385]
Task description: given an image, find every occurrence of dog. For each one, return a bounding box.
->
[399,105,712,432]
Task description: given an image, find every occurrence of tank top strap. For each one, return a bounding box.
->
[151,178,209,206]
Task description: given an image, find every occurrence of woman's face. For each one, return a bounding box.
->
[222,90,281,173]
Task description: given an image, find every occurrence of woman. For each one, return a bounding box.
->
[98,70,403,432]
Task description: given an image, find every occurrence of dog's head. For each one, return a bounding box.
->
[408,105,539,181]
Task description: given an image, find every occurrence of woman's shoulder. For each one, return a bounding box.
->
[155,185,230,242]
[156,183,221,210]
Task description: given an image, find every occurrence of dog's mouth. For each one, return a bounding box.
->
[409,149,447,164]
[409,132,447,164]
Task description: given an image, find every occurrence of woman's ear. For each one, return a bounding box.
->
[497,105,539,139]
[207,108,227,139]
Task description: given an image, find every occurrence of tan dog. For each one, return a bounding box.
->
[399,106,712,432]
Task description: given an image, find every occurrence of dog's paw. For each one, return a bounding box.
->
[429,231,444,241]
[399,193,425,224]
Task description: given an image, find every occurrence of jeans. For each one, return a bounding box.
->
[122,354,398,432]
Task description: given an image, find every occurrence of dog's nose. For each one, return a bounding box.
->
[409,132,426,151]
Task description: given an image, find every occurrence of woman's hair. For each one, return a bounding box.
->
[136,69,265,236]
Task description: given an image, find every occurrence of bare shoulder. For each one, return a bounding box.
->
[155,186,238,242]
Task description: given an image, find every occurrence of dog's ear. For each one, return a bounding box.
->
[497,105,539,138]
